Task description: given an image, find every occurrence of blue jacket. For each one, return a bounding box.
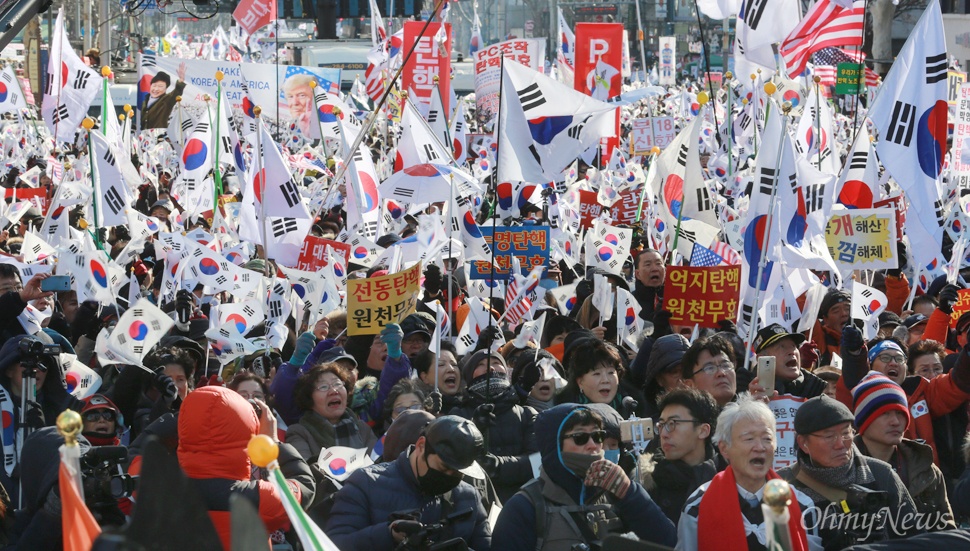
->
[491,403,676,550]
[325,450,492,551]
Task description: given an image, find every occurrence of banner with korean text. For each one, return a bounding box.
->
[473,38,545,122]
[576,189,640,228]
[347,263,422,335]
[825,208,898,271]
[769,395,807,470]
[663,265,741,328]
[295,237,350,272]
[402,21,451,114]
[469,226,550,279]
[630,116,677,154]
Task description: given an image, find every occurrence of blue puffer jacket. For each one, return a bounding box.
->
[491,403,676,551]
[325,449,492,551]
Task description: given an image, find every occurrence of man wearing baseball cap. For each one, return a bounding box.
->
[810,288,851,366]
[326,415,491,550]
[852,372,955,529]
[778,395,921,548]
[752,323,827,399]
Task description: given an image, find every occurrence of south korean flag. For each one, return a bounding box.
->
[851,280,888,340]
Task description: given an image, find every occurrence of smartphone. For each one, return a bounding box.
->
[41,275,72,292]
[620,418,654,443]
[248,398,262,418]
[757,356,776,395]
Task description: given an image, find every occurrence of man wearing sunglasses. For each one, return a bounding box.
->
[81,394,124,446]
[492,403,676,551]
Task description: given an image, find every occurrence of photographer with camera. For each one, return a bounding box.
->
[0,333,81,506]
[326,415,491,551]
[778,395,923,549]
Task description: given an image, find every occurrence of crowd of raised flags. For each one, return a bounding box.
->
[0,0,969,548]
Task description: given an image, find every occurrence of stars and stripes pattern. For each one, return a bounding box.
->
[689,242,726,267]
[811,48,879,87]
[780,0,865,76]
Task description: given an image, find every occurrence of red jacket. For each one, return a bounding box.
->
[923,308,955,353]
[885,274,911,315]
[178,386,300,550]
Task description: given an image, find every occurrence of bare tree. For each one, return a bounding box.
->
[870,0,927,74]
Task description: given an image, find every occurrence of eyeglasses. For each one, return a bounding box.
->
[393,404,422,415]
[237,391,266,401]
[875,354,906,365]
[314,382,344,394]
[83,411,114,423]
[563,430,607,446]
[693,361,734,376]
[656,419,701,434]
[809,428,856,445]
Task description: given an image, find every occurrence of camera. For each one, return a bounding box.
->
[18,336,61,362]
[81,446,136,513]
[844,484,889,512]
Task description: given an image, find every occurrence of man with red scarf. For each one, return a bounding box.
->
[677,395,821,551]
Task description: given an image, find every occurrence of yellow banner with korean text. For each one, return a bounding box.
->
[663,265,741,328]
[347,263,422,336]
[825,208,898,271]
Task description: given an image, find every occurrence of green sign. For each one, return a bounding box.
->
[835,63,864,95]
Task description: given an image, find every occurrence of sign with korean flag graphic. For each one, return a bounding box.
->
[107,299,175,366]
[851,280,888,340]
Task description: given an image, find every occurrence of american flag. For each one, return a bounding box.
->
[690,243,725,267]
[710,240,741,265]
[503,266,543,325]
[812,47,879,87]
[781,0,865,76]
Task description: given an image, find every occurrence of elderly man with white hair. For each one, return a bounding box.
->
[677,394,822,551]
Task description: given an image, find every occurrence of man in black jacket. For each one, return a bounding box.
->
[752,324,827,399]
[326,415,492,551]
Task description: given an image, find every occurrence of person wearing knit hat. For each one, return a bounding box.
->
[778,393,924,548]
[851,372,956,530]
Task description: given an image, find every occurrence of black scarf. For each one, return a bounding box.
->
[797,444,875,502]
[298,410,366,450]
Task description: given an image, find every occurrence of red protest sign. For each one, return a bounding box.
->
[950,289,970,327]
[873,196,905,241]
[576,189,641,229]
[5,187,48,215]
[575,22,623,160]
[295,236,350,272]
[663,265,741,328]
[402,22,451,115]
[232,0,276,35]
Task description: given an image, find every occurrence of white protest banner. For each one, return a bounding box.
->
[631,116,677,153]
[768,395,807,470]
[658,36,676,86]
[138,53,341,133]
[952,83,970,191]
[473,38,546,122]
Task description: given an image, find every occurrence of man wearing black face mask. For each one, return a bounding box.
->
[326,415,492,551]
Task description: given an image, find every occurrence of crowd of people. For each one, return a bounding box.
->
[1,5,969,551]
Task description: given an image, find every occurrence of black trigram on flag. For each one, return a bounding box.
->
[696,188,712,211]
[281,179,301,208]
[427,109,439,124]
[422,143,440,161]
[518,83,546,112]
[740,302,754,328]
[73,71,91,90]
[51,104,70,124]
[934,198,945,223]
[268,300,283,319]
[271,218,299,238]
[886,101,916,146]
[676,143,689,168]
[567,115,592,140]
[221,136,233,155]
[459,333,475,348]
[926,53,947,84]
[393,187,414,199]
[758,168,777,195]
[195,122,210,133]
[859,288,874,315]
[102,149,116,167]
[180,118,194,133]
[104,187,125,214]
[743,0,768,29]
[804,184,824,213]
[848,151,867,171]
[243,305,257,317]
[358,220,379,237]
[214,275,228,286]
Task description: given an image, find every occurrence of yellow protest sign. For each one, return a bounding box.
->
[950,289,970,327]
[347,263,422,335]
[825,208,897,271]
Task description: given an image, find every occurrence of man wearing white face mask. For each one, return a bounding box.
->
[492,404,676,551]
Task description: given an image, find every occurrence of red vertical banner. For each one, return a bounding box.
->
[402,21,452,115]
[574,23,624,162]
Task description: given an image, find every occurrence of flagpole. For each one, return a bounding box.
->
[275,18,280,142]
[814,77,821,170]
[100,66,110,135]
[308,80,332,159]
[214,71,225,207]
[254,107,269,262]
[633,0,648,82]
[742,100,792,374]
[751,73,759,159]
[850,0,871,149]
[726,71,733,182]
[82,117,102,250]
[446,173,455,340]
[691,0,720,139]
